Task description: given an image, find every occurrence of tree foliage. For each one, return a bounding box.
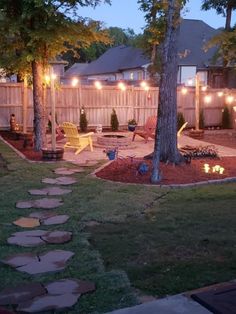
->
[201,0,236,86]
[0,0,111,150]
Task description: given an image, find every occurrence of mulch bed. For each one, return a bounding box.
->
[1,130,236,185]
[96,157,236,185]
[0,131,42,161]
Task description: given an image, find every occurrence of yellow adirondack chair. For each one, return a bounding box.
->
[62,122,94,155]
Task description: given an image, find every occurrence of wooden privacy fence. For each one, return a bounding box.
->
[0,83,235,129]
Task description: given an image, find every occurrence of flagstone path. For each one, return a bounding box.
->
[1,165,96,312]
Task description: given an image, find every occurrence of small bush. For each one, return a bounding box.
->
[222,106,231,129]
[199,109,205,130]
[111,108,119,131]
[80,107,88,132]
[177,112,185,130]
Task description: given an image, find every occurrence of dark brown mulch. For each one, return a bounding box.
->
[96,157,236,185]
[0,131,42,161]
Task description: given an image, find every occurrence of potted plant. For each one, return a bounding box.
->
[128,118,137,132]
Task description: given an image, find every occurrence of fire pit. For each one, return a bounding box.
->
[96,134,132,149]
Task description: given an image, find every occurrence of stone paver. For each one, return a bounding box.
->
[42,176,77,185]
[28,211,70,226]
[43,214,69,225]
[13,217,40,228]
[0,283,46,305]
[7,230,72,247]
[54,167,84,175]
[0,279,95,313]
[17,293,80,313]
[2,250,74,275]
[28,186,72,196]
[16,198,63,209]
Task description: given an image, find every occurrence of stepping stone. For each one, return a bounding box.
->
[7,230,72,247]
[41,231,72,244]
[54,167,84,175]
[17,293,79,313]
[78,161,98,167]
[42,214,69,226]
[45,279,94,295]
[2,250,74,275]
[0,283,46,305]
[29,211,56,220]
[16,198,63,209]
[1,253,38,268]
[42,176,77,185]
[13,217,40,228]
[0,279,95,313]
[28,186,72,196]
[28,212,70,226]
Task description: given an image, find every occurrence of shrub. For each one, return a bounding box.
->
[128,118,137,125]
[222,106,231,129]
[199,109,205,130]
[80,107,88,132]
[111,108,119,131]
[177,112,185,130]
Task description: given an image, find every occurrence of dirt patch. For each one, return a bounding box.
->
[96,157,236,185]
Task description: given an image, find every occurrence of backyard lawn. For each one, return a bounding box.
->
[1,139,236,313]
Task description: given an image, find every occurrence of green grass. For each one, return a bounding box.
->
[1,139,236,312]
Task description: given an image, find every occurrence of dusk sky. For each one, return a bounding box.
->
[79,0,236,33]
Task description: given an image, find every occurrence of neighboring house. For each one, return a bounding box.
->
[64,19,236,88]
[62,63,89,85]
[64,46,151,85]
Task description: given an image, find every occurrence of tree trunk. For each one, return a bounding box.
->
[222,4,233,87]
[32,60,45,151]
[151,0,184,183]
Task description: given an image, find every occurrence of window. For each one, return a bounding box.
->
[130,72,134,80]
[178,66,197,85]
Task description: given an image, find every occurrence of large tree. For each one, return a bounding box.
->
[0,0,110,150]
[139,0,187,183]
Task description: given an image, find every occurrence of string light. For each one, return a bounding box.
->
[94,81,102,90]
[118,82,126,91]
[44,75,50,84]
[51,73,57,80]
[204,95,212,104]
[181,87,188,95]
[226,95,234,104]
[71,77,79,87]
[217,91,224,97]
[201,86,207,92]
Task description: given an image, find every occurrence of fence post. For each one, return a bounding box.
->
[22,77,28,133]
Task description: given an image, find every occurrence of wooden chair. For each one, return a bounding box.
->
[132,115,157,143]
[62,122,94,155]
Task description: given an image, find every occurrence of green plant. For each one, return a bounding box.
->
[111,108,119,131]
[80,107,88,132]
[199,109,205,130]
[222,106,231,129]
[128,118,137,125]
[177,112,185,130]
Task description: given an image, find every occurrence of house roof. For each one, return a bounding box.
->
[64,63,89,77]
[79,45,150,76]
[66,19,220,78]
[177,19,219,68]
